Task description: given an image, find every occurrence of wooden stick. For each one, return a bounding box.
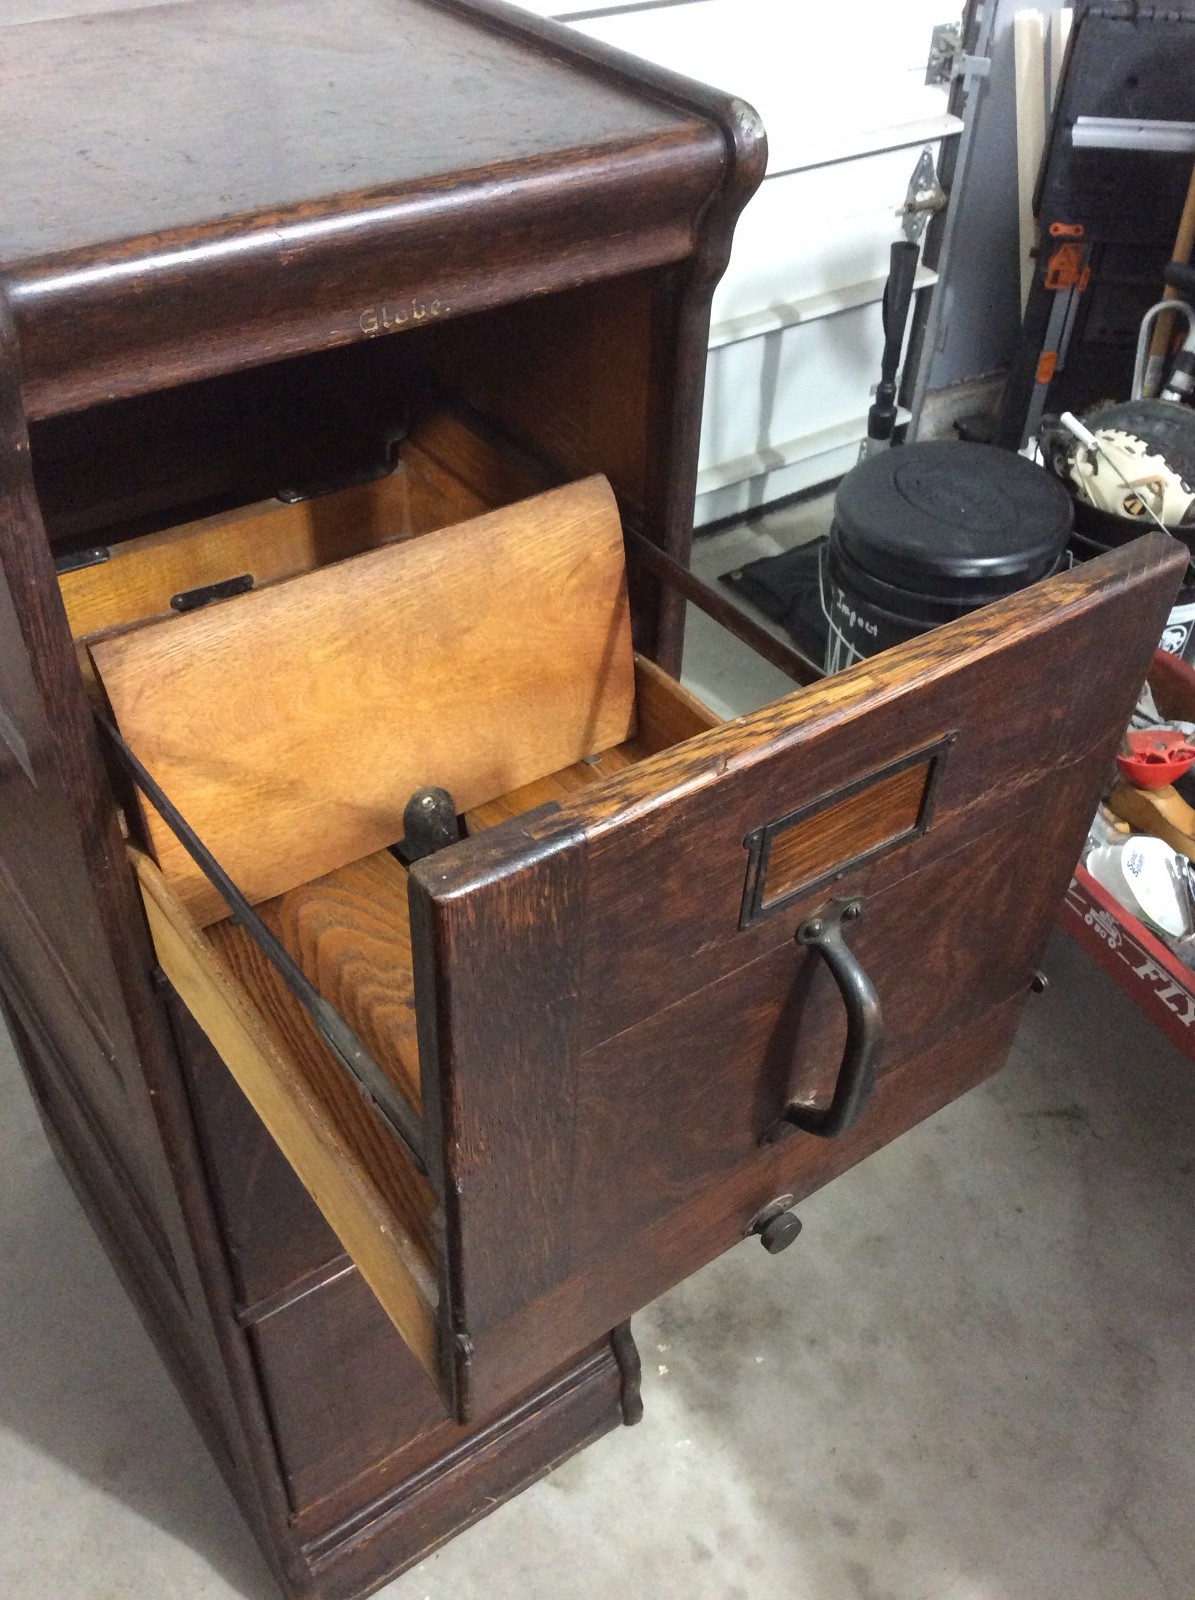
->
[1145,160,1195,395]
[1014,10,1047,314]
[1049,8,1073,109]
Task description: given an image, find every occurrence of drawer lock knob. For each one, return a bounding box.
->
[746,1195,803,1255]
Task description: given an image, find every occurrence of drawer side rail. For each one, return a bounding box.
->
[95,710,429,1178]
[626,525,824,685]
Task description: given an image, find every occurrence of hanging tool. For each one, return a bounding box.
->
[1142,158,1195,398]
[858,147,945,461]
[1022,224,1091,445]
[859,239,921,459]
[1134,293,1195,404]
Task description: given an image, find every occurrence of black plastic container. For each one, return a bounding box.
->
[823,441,1073,671]
[1067,501,1195,664]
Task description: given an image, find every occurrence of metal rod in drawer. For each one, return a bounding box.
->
[94,711,430,1178]
[623,527,824,687]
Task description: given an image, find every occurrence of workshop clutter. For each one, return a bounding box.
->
[1081,653,1195,968]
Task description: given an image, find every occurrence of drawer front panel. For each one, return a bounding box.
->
[170,996,346,1313]
[569,784,1081,1258]
[413,535,1183,1417]
[571,594,1149,1054]
[465,993,1024,1419]
[249,1263,457,1518]
[249,1258,619,1527]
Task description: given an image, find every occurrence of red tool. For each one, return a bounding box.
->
[1117,728,1195,789]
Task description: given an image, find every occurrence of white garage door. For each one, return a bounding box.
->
[514,0,964,522]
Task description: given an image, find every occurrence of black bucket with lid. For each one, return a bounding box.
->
[822,441,1073,672]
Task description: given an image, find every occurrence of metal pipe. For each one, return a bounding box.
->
[1071,117,1195,154]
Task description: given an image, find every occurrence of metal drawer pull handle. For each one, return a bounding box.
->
[781,896,883,1140]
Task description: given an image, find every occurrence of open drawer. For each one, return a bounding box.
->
[65,413,1183,1422]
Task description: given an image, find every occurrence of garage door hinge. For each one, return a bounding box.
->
[925,22,991,87]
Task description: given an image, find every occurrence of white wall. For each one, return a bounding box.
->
[514,0,964,521]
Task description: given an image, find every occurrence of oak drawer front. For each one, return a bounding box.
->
[412,535,1182,1416]
[569,776,1087,1257]
[463,991,1025,1420]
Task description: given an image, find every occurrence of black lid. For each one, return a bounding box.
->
[832,441,1073,601]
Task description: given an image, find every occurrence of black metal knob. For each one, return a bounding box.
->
[759,1210,803,1254]
[396,786,462,863]
[746,1194,803,1254]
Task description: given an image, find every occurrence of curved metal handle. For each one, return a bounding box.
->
[781,897,884,1140]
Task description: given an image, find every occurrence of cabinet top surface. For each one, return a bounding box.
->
[0,0,690,269]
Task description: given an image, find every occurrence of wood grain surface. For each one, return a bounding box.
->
[1,0,742,418]
[0,0,686,262]
[130,848,442,1384]
[631,652,722,751]
[410,531,1186,1407]
[255,851,422,1110]
[60,470,416,644]
[2,0,768,1585]
[460,656,721,829]
[462,992,1026,1418]
[759,755,931,912]
[55,404,554,649]
[94,476,636,925]
[134,659,719,1407]
[238,661,718,1114]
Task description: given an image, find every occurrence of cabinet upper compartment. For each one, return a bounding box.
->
[0,0,766,420]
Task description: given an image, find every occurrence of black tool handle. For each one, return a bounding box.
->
[867,240,922,445]
[1163,260,1195,300]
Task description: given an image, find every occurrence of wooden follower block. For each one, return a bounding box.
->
[92,476,636,925]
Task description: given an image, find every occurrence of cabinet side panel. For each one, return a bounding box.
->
[0,300,180,1255]
[1,301,322,1599]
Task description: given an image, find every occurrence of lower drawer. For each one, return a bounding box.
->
[246,1258,618,1527]
[170,964,627,1537]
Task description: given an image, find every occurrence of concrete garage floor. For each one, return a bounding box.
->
[4,939,1194,1600]
[3,500,1195,1599]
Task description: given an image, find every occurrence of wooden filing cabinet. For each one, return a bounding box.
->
[0,3,1184,1597]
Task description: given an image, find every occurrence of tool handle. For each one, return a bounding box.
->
[880,240,921,377]
[867,241,921,446]
[1164,260,1195,300]
[1145,159,1195,389]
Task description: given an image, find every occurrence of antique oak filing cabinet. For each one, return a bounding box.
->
[0,3,1185,1596]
